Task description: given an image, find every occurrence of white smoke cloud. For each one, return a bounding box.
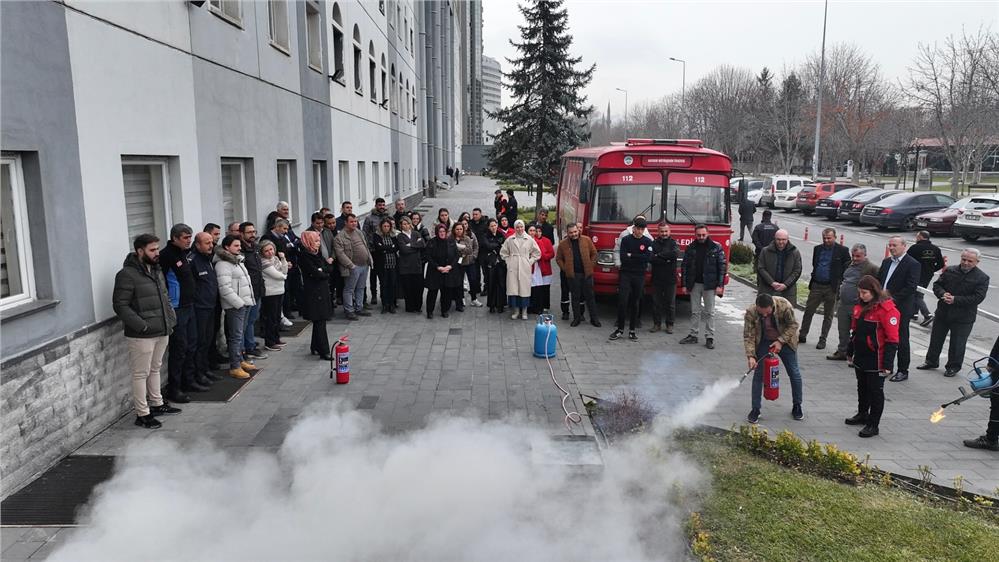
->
[51,400,704,562]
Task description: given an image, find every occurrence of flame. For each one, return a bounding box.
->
[929,408,946,423]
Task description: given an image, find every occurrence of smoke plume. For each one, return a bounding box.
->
[50,400,704,562]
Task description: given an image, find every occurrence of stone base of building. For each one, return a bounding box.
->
[1,319,131,500]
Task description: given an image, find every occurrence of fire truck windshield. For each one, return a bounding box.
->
[665,183,727,224]
[590,183,662,223]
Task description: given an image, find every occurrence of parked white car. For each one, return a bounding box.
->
[952,195,999,241]
[746,189,764,206]
[774,185,807,210]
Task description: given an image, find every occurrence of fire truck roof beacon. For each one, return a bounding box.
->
[625,138,704,148]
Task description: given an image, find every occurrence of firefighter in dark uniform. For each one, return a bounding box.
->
[963,335,999,451]
[845,275,900,439]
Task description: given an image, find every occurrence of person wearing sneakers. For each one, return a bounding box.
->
[191,232,224,387]
[500,219,541,320]
[679,224,726,349]
[333,214,374,320]
[112,234,181,429]
[845,275,900,438]
[555,222,600,328]
[743,293,803,424]
[259,240,289,352]
[610,218,653,342]
[215,235,259,380]
[962,335,999,452]
[907,230,945,327]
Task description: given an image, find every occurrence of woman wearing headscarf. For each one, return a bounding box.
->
[500,219,541,320]
[528,223,556,314]
[480,218,507,313]
[498,215,514,238]
[258,239,289,351]
[298,229,333,360]
[396,216,426,312]
[371,218,399,314]
[425,223,460,318]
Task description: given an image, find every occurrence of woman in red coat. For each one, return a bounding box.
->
[846,275,900,438]
[528,224,556,314]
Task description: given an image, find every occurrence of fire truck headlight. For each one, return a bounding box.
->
[596,251,616,266]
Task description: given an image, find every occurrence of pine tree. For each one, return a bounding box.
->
[487,0,594,214]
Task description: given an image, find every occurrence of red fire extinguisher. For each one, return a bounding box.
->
[762,352,780,401]
[331,336,350,384]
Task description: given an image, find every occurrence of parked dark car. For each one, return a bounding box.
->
[860,192,956,230]
[795,182,859,215]
[814,187,881,219]
[838,190,894,223]
[913,196,999,236]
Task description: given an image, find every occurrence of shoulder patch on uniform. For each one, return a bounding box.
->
[889,316,898,326]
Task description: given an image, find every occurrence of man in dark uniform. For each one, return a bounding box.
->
[649,222,679,334]
[907,230,945,327]
[610,218,652,342]
[750,210,778,261]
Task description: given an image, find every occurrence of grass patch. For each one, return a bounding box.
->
[516,205,557,225]
[677,432,999,562]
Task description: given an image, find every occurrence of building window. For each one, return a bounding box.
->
[409,28,413,53]
[267,0,289,52]
[368,42,377,103]
[384,161,390,197]
[312,161,326,210]
[338,160,350,205]
[412,85,417,122]
[357,161,367,204]
[398,79,404,118]
[330,4,345,84]
[379,0,385,15]
[0,156,35,309]
[352,25,363,93]
[306,1,322,72]
[220,159,247,227]
[393,162,400,197]
[380,54,387,109]
[208,0,242,27]
[372,162,380,199]
[390,67,397,113]
[404,79,410,120]
[277,160,299,226]
[122,158,171,245]
[396,5,401,38]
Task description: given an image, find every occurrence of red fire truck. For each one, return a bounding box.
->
[556,138,733,295]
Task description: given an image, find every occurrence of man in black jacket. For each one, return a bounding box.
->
[239,222,268,361]
[679,225,727,349]
[917,249,990,376]
[505,189,519,224]
[738,186,756,242]
[112,234,180,429]
[907,230,945,327]
[610,218,653,342]
[963,335,999,451]
[751,210,778,260]
[799,228,851,349]
[650,222,680,334]
[469,208,491,296]
[160,223,207,402]
[879,236,921,381]
[191,232,223,385]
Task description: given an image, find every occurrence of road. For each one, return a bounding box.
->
[734,205,999,360]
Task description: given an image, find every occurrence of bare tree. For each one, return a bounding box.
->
[759,71,810,173]
[684,65,756,158]
[906,29,997,197]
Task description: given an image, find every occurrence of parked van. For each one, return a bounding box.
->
[759,175,812,208]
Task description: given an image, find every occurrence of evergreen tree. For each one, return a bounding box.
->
[487,0,594,213]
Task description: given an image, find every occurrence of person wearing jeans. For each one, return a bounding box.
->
[239,222,267,360]
[743,293,803,423]
[112,233,181,429]
[215,235,260,379]
[333,213,374,320]
[680,224,726,349]
[259,240,289,350]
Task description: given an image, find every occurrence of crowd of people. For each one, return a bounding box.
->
[742,222,996,451]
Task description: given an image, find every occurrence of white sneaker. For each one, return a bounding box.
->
[470,299,483,307]
[511,311,520,320]
[280,316,293,327]
[520,311,529,320]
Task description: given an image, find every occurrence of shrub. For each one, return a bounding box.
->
[729,241,755,265]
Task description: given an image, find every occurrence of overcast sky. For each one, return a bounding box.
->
[481,0,998,120]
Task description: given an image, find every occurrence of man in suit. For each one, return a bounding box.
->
[879,236,921,381]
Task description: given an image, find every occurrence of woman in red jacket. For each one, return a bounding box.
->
[846,275,900,438]
[528,224,556,314]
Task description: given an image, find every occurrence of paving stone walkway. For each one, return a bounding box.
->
[4,174,997,560]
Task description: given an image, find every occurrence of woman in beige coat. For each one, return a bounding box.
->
[499,219,541,320]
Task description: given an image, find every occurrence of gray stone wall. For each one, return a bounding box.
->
[1,320,129,499]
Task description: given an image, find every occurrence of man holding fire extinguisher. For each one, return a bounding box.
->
[743,293,804,424]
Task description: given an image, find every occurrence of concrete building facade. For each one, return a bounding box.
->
[481,54,502,144]
[0,0,466,498]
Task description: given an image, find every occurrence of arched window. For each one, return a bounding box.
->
[330,3,345,84]
[380,54,387,109]
[398,74,404,117]
[411,84,417,122]
[390,65,397,114]
[352,25,362,93]
[396,5,401,38]
[368,41,377,102]
[405,79,411,120]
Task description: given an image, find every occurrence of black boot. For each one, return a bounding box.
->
[844,413,867,426]
[858,425,879,438]
[135,414,162,429]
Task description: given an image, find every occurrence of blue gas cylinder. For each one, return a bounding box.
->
[534,314,557,358]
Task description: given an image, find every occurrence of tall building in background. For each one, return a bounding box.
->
[462,0,483,145]
[0,0,467,500]
[481,55,502,145]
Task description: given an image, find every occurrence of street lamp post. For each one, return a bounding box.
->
[669,57,686,108]
[615,87,628,139]
[811,0,829,181]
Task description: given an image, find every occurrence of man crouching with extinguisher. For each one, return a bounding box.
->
[743,293,804,424]
[845,275,900,438]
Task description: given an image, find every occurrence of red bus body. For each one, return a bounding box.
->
[555,139,733,295]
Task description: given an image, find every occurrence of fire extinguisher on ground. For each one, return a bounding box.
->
[762,351,780,401]
[331,336,350,384]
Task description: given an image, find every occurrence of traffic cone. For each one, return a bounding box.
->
[804,226,809,241]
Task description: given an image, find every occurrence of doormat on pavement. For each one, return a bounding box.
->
[1,455,115,526]
[280,319,312,338]
[186,371,256,402]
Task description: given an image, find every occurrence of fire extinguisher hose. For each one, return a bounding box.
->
[543,318,583,432]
